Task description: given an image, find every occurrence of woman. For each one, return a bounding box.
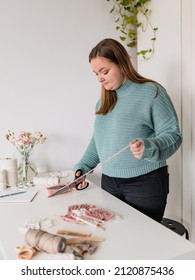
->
[74,38,182,222]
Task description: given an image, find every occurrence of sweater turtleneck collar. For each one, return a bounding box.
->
[115,80,135,96]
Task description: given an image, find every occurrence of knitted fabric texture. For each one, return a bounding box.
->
[74,80,182,178]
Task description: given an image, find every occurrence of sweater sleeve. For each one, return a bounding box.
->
[74,134,100,174]
[140,89,182,162]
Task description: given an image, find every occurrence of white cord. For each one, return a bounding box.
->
[76,144,130,181]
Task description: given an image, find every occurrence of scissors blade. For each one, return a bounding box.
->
[47,184,65,190]
[48,181,77,198]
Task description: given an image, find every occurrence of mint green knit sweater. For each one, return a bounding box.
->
[74,80,182,178]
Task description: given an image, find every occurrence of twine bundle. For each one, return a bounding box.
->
[0,158,18,187]
[25,229,67,254]
[0,170,7,190]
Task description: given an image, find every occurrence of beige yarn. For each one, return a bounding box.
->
[25,229,67,254]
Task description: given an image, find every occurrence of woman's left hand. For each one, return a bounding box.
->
[74,169,88,190]
[129,140,144,159]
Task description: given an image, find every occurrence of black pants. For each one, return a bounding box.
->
[101,166,169,223]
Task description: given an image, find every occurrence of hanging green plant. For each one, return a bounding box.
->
[106,0,158,60]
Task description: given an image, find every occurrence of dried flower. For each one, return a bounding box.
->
[5,130,47,156]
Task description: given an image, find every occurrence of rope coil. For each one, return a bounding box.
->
[25,229,67,254]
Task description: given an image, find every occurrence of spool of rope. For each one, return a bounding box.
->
[0,158,18,186]
[25,229,67,254]
[0,169,7,190]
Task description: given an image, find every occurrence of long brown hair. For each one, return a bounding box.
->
[89,38,161,115]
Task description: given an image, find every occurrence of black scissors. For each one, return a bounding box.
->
[47,171,89,198]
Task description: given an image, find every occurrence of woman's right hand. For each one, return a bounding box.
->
[129,140,144,159]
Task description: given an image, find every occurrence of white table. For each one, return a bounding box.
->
[1,170,195,260]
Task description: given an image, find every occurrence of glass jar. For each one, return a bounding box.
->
[18,153,38,184]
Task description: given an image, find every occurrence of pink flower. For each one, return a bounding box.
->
[5,130,47,156]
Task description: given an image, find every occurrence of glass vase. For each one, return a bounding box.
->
[18,153,38,184]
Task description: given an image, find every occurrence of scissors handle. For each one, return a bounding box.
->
[74,169,89,191]
[75,181,89,191]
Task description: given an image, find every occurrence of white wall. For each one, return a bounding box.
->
[182,0,195,243]
[192,0,195,244]
[0,0,117,184]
